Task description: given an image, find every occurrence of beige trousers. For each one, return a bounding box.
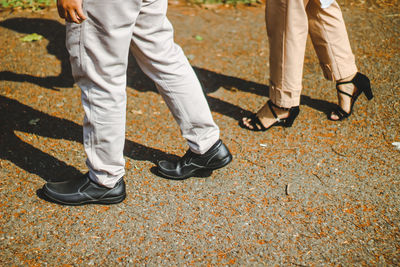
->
[266,0,358,108]
[66,0,219,188]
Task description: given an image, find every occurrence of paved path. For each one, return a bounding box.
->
[1,2,399,265]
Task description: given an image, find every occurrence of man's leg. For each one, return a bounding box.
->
[130,0,219,154]
[130,0,231,178]
[42,0,143,204]
[68,0,143,188]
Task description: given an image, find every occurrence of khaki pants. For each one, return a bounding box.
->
[266,0,358,108]
[66,0,219,187]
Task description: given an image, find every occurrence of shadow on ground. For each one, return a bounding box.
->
[0,95,179,182]
[0,18,74,90]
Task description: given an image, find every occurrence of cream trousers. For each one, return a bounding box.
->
[266,0,358,108]
[66,0,219,188]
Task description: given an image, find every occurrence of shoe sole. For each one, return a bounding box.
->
[158,154,233,180]
[42,189,126,206]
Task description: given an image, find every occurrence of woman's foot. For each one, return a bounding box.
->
[330,73,357,121]
[240,100,299,131]
[329,72,373,121]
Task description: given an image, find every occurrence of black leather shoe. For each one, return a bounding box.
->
[42,173,126,205]
[157,139,232,179]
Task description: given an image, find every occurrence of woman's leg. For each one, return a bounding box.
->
[307,0,359,120]
[242,0,309,130]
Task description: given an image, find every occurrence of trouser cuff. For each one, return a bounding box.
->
[269,83,301,108]
[88,168,125,189]
[320,63,358,81]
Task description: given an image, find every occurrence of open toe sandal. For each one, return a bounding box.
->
[240,100,300,132]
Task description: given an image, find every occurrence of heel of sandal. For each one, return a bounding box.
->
[353,72,373,100]
[364,86,373,100]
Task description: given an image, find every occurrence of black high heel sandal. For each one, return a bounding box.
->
[330,72,373,121]
[240,100,300,132]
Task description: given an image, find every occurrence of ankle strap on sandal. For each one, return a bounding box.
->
[268,100,291,111]
[336,72,360,86]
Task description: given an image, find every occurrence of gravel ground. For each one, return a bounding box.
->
[1,1,399,265]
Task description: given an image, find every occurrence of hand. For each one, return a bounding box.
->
[57,0,87,24]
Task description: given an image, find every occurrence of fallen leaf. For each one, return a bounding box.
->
[29,118,40,125]
[20,33,43,42]
[195,35,203,41]
[132,109,143,115]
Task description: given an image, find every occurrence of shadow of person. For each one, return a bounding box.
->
[126,55,336,118]
[195,66,270,120]
[0,18,74,90]
[125,57,261,121]
[0,95,82,182]
[301,95,337,117]
[194,66,269,96]
[125,57,270,96]
[0,95,178,183]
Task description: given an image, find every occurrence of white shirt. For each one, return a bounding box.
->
[320,0,334,8]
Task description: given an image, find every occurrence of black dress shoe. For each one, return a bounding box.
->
[157,139,232,179]
[42,173,126,205]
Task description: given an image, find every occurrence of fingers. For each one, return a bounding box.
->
[67,7,87,24]
[75,6,87,21]
[57,0,87,24]
[67,9,82,24]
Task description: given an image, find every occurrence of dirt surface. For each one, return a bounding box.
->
[1,1,400,265]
